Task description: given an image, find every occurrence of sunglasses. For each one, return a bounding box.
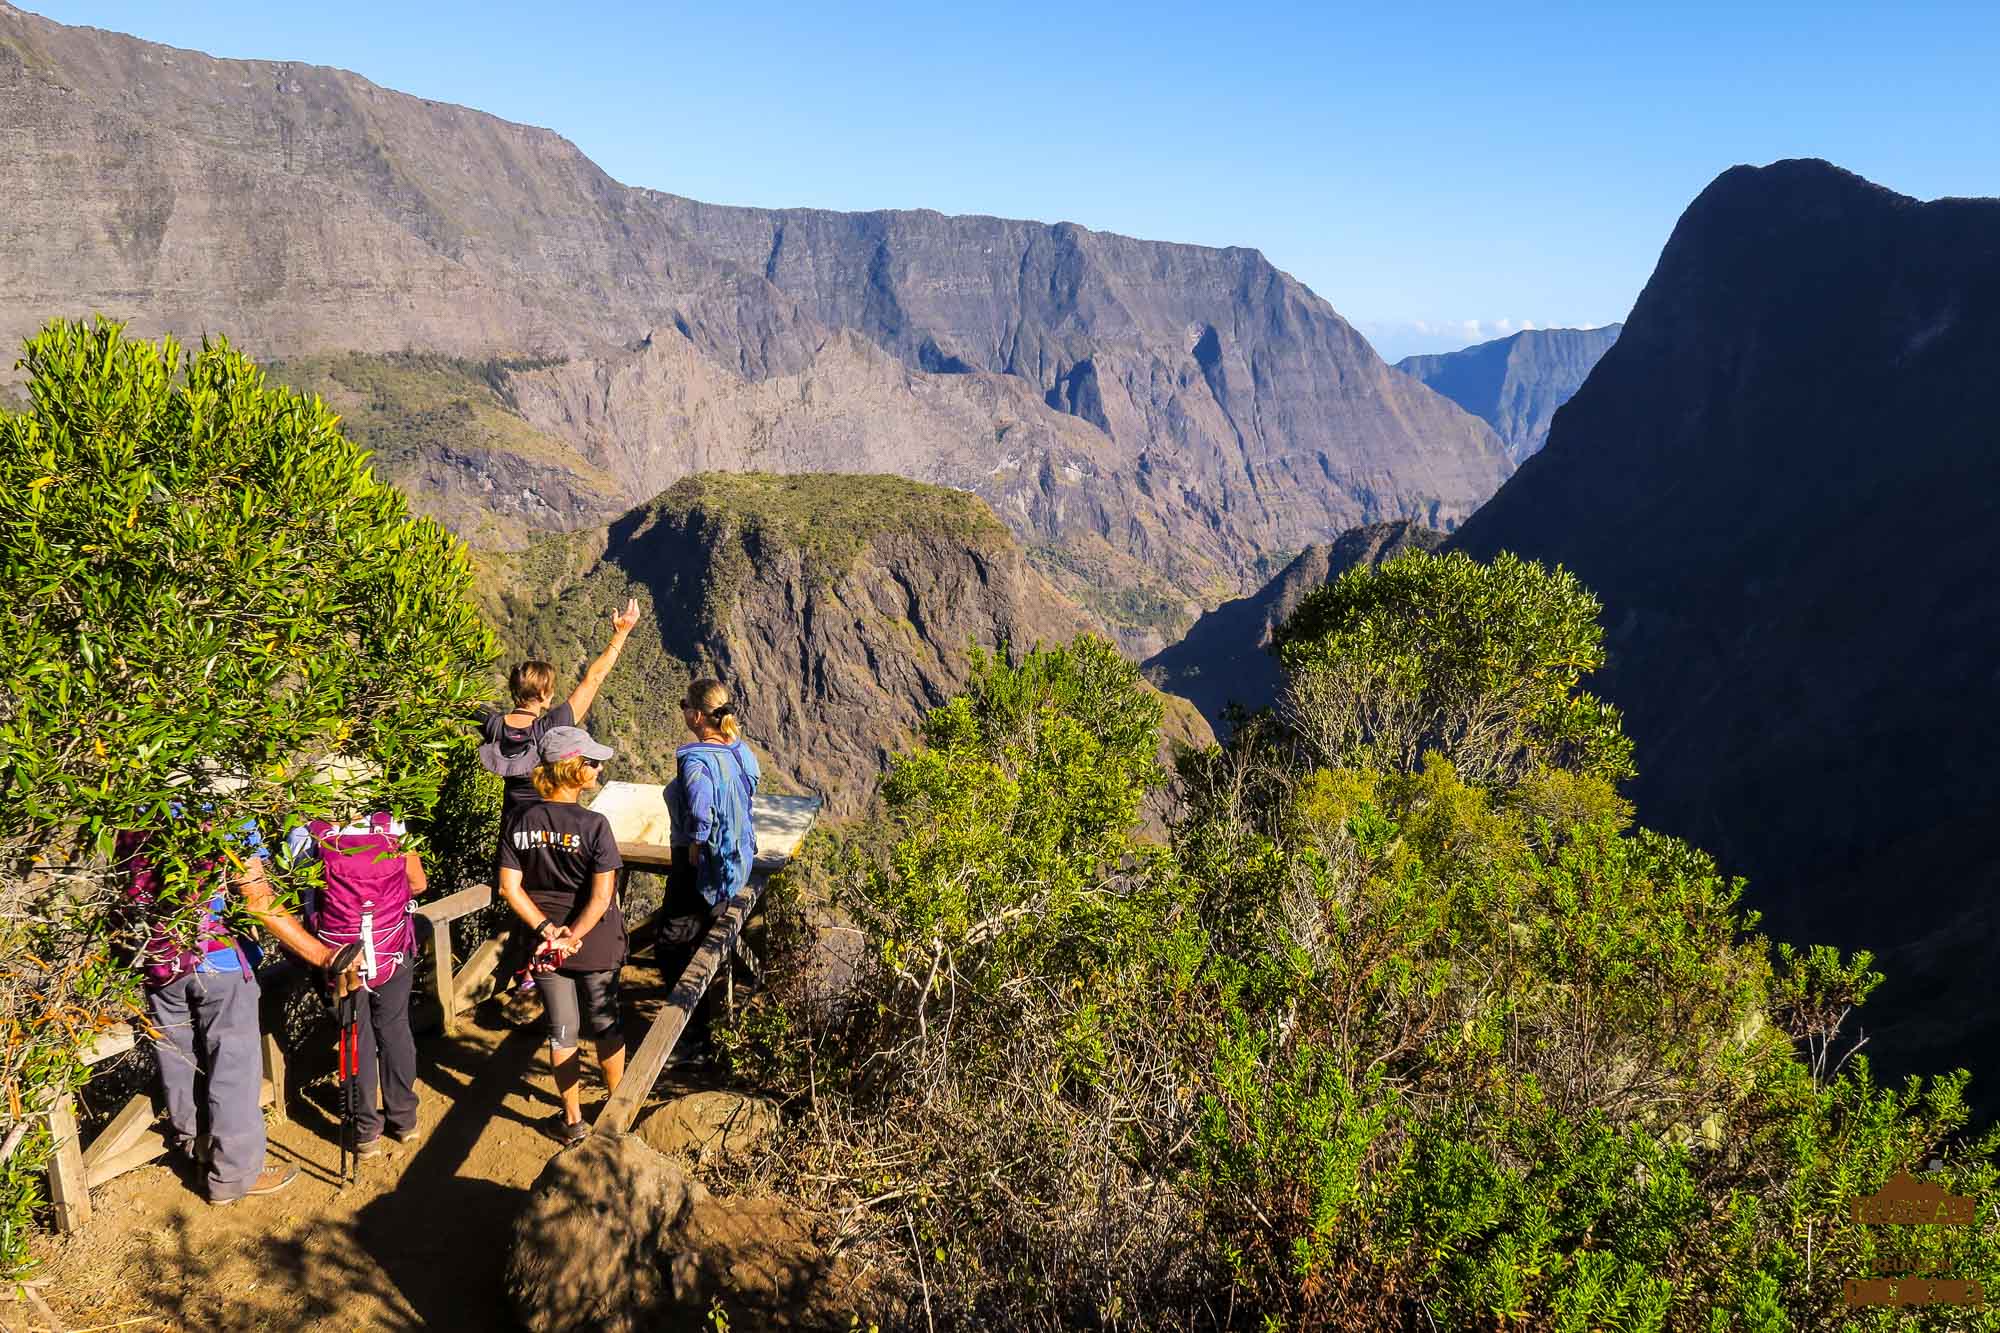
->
[582,757,604,769]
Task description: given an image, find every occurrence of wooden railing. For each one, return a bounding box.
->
[44,884,499,1234]
[593,870,766,1138]
[419,884,501,1036]
[45,789,821,1232]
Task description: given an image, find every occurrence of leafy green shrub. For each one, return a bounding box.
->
[739,550,1996,1331]
[1274,549,1633,783]
[734,638,1215,1325]
[0,319,492,1275]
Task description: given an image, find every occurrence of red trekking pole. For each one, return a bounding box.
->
[328,942,364,1186]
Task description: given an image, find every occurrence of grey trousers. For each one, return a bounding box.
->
[146,969,267,1200]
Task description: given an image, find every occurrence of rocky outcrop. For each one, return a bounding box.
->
[1396,325,1622,462]
[488,473,1212,815]
[506,1134,696,1333]
[0,2,1512,627]
[506,1133,838,1331]
[1145,522,1444,726]
[271,352,626,550]
[638,1093,782,1166]
[1450,160,2000,1080]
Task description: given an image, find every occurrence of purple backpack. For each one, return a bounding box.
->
[306,813,416,986]
[117,829,246,988]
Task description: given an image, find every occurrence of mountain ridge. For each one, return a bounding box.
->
[1449,157,2000,1078]
[0,1,1512,642]
[1396,324,1622,461]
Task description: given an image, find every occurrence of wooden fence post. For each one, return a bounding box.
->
[262,1032,287,1123]
[45,1093,90,1234]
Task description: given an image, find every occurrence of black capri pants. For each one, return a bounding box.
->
[538,968,622,1050]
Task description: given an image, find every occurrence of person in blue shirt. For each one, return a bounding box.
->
[659,679,760,1066]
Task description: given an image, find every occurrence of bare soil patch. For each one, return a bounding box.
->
[23,959,748,1332]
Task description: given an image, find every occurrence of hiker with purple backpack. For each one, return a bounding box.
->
[120,816,360,1206]
[285,810,430,1160]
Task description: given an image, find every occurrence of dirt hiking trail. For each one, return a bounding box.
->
[25,959,731,1332]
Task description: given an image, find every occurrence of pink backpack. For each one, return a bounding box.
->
[306,813,416,986]
[116,829,247,987]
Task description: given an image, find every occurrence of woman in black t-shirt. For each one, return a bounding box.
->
[478,598,642,823]
[495,725,627,1145]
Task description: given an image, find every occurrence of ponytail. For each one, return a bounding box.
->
[685,678,741,742]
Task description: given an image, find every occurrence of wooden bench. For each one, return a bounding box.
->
[46,882,500,1234]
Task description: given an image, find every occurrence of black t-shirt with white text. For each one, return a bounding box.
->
[496,799,625,972]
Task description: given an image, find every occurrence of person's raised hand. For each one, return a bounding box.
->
[612,598,640,635]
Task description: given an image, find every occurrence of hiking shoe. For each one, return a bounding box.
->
[385,1124,422,1146]
[166,1133,212,1168]
[549,1113,588,1147]
[354,1136,385,1158]
[209,1165,299,1206]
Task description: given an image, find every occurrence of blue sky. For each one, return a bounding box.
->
[28,2,2000,360]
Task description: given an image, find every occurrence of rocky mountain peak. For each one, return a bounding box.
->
[1449,159,2000,1079]
[487,473,1209,814]
[0,2,1513,647]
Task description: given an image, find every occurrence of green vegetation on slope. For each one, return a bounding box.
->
[0,321,493,1277]
[270,351,593,475]
[651,472,1008,590]
[271,351,621,548]
[733,556,1998,1330]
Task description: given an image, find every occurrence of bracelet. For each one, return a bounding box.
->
[535,919,556,937]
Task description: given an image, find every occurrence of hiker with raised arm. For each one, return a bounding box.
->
[659,678,761,1067]
[496,726,628,1144]
[284,797,429,1159]
[121,813,360,1206]
[479,598,642,827]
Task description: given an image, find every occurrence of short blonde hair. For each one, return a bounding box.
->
[509,660,556,708]
[531,755,597,798]
[684,678,741,743]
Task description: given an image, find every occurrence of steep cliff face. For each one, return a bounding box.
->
[271,353,626,550]
[1396,325,1622,462]
[1144,521,1444,726]
[496,330,1235,629]
[0,2,729,359]
[486,474,1209,815]
[1450,160,2000,1077]
[647,199,1516,551]
[0,2,1511,628]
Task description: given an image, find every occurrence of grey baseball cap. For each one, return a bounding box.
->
[537,725,614,764]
